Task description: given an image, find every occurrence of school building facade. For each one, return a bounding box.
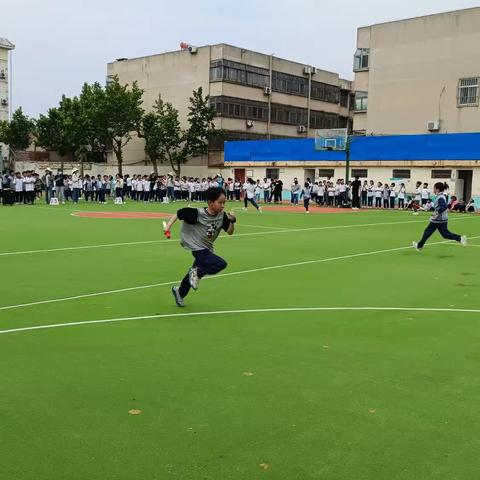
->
[106,43,353,171]
[224,133,480,203]
[353,7,480,135]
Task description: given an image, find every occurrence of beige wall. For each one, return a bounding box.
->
[353,8,480,134]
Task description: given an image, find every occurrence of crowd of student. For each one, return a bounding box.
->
[0,168,476,213]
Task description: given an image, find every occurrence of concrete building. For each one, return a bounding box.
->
[353,7,480,135]
[107,44,353,173]
[0,37,14,169]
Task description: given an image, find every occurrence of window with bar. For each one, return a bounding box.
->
[431,169,452,179]
[458,78,479,106]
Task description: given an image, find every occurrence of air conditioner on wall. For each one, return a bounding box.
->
[427,120,439,131]
[298,125,307,133]
[246,120,254,128]
[263,86,272,95]
[1,99,7,106]
[303,66,317,75]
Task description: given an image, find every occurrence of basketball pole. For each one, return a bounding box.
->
[345,135,351,183]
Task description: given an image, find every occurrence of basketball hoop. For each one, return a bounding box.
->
[314,128,348,151]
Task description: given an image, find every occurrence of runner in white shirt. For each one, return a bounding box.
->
[242,178,262,212]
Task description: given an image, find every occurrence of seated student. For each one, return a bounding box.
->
[448,196,459,211]
[466,199,476,213]
[456,200,466,213]
[421,200,434,212]
[405,197,420,211]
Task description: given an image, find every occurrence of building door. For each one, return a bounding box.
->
[234,169,246,184]
[304,169,316,184]
[456,170,473,201]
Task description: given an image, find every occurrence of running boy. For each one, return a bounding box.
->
[164,187,236,307]
[413,182,467,251]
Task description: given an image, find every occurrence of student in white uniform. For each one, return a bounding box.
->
[398,183,406,209]
[421,183,430,206]
[242,178,262,212]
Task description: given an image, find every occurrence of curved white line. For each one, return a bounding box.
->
[0,235,478,312]
[1,306,480,335]
[0,216,476,257]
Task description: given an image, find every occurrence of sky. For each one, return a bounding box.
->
[2,0,479,117]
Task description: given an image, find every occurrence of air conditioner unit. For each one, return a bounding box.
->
[246,120,254,128]
[1,99,8,106]
[263,86,272,95]
[427,120,439,132]
[188,46,198,54]
[298,125,307,133]
[303,66,312,75]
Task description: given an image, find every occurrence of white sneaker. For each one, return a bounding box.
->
[171,286,184,307]
[188,267,200,290]
[242,207,248,211]
[305,210,310,214]
[461,235,468,247]
[258,207,262,213]
[412,241,421,252]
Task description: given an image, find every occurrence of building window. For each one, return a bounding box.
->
[354,91,368,111]
[340,90,349,108]
[210,61,341,104]
[431,169,452,179]
[210,96,342,128]
[318,168,335,178]
[353,48,369,71]
[351,169,368,178]
[392,169,411,179]
[457,78,479,106]
[266,168,280,179]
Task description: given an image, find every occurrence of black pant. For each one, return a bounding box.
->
[398,198,405,209]
[2,189,13,205]
[361,192,367,207]
[352,190,360,208]
[390,197,395,208]
[179,249,227,298]
[367,196,373,207]
[375,197,382,208]
[304,198,310,211]
[418,221,461,248]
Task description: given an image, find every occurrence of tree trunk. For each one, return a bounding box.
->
[151,157,158,175]
[114,140,123,176]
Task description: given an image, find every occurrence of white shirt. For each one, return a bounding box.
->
[14,178,23,192]
[244,183,256,199]
[24,176,35,192]
[421,188,430,200]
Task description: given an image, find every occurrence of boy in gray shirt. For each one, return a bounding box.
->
[164,187,236,306]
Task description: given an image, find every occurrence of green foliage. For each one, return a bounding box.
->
[139,87,217,175]
[0,108,35,151]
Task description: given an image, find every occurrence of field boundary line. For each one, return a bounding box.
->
[1,306,480,335]
[0,216,476,257]
[1,235,478,312]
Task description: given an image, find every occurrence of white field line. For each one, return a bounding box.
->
[0,216,476,257]
[1,235,478,312]
[1,306,480,335]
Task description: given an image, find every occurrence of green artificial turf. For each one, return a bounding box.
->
[0,200,479,479]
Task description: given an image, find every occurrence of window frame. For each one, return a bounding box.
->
[431,169,452,179]
[392,169,411,179]
[457,77,479,107]
[353,48,370,72]
[354,91,368,112]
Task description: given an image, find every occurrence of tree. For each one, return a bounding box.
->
[140,87,218,176]
[0,108,35,164]
[101,76,144,175]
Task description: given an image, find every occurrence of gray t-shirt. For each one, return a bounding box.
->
[178,208,230,251]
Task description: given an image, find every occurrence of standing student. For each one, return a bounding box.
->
[374,182,383,208]
[262,178,271,203]
[233,178,242,202]
[44,168,54,204]
[55,169,66,204]
[367,180,375,208]
[299,182,312,213]
[421,183,430,206]
[164,187,236,307]
[242,178,262,212]
[115,175,125,201]
[14,172,24,204]
[382,183,390,209]
[254,180,262,203]
[361,180,368,208]
[351,176,361,209]
[413,182,467,251]
[389,183,396,209]
[290,180,300,205]
[398,183,406,209]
